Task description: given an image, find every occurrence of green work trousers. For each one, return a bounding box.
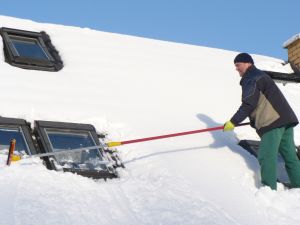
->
[258,126,300,190]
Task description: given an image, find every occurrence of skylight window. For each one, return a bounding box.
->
[45,129,107,171]
[0,27,63,71]
[9,35,50,60]
[0,117,37,155]
[0,117,122,179]
[34,120,118,179]
[0,127,30,153]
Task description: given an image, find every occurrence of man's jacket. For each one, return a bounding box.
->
[231,65,298,137]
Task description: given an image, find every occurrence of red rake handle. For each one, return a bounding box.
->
[107,122,250,147]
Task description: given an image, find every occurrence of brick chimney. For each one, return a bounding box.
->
[283,34,300,71]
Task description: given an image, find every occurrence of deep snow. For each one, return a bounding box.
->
[1,15,300,225]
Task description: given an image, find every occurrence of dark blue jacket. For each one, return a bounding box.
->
[231,65,298,137]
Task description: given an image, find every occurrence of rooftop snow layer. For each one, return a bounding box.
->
[283,33,300,48]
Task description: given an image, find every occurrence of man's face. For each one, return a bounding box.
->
[235,62,252,77]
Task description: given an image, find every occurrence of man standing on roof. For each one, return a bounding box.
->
[223,52,300,190]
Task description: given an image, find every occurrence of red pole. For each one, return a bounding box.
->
[107,122,250,147]
[6,139,16,166]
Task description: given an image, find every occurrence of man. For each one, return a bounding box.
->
[224,52,300,190]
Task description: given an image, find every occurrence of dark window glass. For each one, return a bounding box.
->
[0,127,30,154]
[10,35,49,60]
[45,129,107,171]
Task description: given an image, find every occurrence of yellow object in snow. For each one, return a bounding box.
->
[11,154,21,161]
[107,142,122,147]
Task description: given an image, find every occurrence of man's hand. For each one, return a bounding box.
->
[223,121,235,131]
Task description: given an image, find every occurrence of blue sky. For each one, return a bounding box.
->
[0,0,299,60]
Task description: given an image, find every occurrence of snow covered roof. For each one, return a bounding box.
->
[1,15,300,225]
[283,33,300,48]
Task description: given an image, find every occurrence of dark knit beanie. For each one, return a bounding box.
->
[234,53,254,64]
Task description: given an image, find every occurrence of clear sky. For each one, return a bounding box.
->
[0,0,299,60]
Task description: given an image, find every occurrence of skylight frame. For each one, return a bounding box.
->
[0,27,63,71]
[0,117,37,155]
[34,120,117,179]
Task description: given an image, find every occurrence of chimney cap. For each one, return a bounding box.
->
[283,33,300,48]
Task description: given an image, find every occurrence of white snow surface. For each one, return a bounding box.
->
[1,15,300,225]
[283,33,300,48]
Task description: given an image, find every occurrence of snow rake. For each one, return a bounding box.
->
[5,123,249,164]
[106,122,250,147]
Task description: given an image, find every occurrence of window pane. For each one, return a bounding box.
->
[0,127,29,154]
[10,37,49,60]
[45,130,107,171]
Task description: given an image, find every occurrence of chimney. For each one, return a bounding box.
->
[283,34,300,71]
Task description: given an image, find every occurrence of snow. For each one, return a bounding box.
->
[283,33,300,48]
[1,15,300,225]
[256,61,294,74]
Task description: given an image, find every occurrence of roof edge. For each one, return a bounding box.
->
[283,33,300,48]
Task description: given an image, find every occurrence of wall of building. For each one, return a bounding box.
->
[287,39,300,69]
